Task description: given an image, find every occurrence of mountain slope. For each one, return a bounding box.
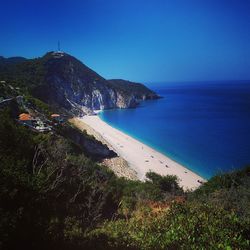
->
[0,52,159,113]
[0,56,27,65]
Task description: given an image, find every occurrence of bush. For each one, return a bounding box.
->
[91,202,250,250]
[189,166,250,220]
[191,166,250,197]
[146,171,181,193]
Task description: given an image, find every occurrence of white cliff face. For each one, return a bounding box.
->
[115,93,137,108]
[92,89,105,110]
[116,92,127,108]
[49,76,156,112]
[31,52,159,113]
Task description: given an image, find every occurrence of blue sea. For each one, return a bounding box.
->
[99,81,250,179]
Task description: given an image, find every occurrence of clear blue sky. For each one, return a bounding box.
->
[1,0,250,82]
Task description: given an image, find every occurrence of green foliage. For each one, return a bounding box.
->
[189,166,250,220]
[25,95,52,115]
[91,202,250,250]
[146,171,181,193]
[0,108,35,163]
[0,108,119,249]
[1,107,250,250]
[0,81,16,98]
[89,170,250,249]
[192,166,250,196]
[0,56,47,93]
[64,122,97,142]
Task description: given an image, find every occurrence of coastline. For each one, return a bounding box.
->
[72,115,206,190]
[69,117,138,180]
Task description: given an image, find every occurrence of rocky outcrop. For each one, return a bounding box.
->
[59,125,117,161]
[0,52,160,114]
[39,52,159,112]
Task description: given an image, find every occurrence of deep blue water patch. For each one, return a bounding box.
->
[99,82,250,179]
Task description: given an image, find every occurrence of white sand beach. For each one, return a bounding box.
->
[74,115,206,190]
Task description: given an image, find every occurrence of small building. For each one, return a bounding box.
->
[51,113,60,118]
[51,114,64,124]
[19,113,34,126]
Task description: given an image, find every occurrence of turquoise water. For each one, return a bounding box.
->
[99,82,250,179]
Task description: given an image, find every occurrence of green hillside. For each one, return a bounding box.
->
[0,53,249,249]
[0,99,249,250]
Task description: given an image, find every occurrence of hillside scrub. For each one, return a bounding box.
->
[90,202,249,250]
[0,107,250,249]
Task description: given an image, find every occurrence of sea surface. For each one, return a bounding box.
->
[99,81,250,179]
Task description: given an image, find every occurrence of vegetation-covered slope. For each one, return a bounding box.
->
[0,107,118,249]
[0,52,159,113]
[0,103,249,249]
[0,105,182,249]
[0,57,249,249]
[91,167,250,249]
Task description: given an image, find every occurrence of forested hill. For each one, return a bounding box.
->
[0,52,159,113]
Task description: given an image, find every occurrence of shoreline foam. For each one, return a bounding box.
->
[74,115,206,190]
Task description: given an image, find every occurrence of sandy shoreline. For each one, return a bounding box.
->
[69,117,138,180]
[74,115,206,190]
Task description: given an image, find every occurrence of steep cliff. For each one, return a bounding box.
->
[58,124,117,160]
[0,52,159,113]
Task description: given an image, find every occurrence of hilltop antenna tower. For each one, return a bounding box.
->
[53,41,64,58]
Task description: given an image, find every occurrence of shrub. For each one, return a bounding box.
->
[146,171,181,193]
[91,202,250,250]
